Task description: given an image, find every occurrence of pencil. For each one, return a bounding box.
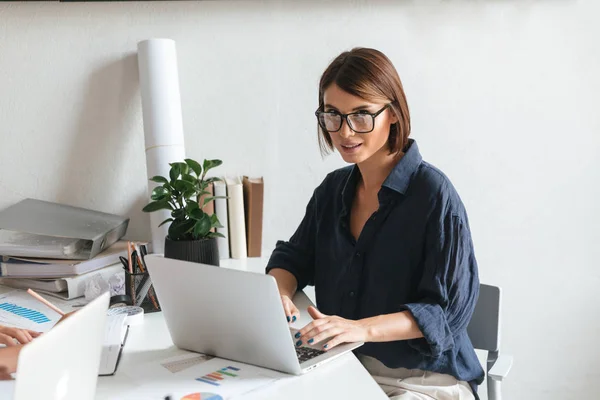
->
[127,241,133,274]
[133,242,145,273]
[27,289,66,316]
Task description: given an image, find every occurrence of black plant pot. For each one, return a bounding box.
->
[164,236,220,266]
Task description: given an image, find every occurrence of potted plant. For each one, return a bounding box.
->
[142,158,225,266]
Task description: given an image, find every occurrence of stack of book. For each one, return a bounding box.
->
[0,241,128,299]
[0,199,130,299]
[209,176,264,260]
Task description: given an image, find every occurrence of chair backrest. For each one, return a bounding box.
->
[467,284,502,352]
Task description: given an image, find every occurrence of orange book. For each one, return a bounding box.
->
[242,177,264,257]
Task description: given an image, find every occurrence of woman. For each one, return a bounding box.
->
[0,325,40,379]
[266,48,484,400]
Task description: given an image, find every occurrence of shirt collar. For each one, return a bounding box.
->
[382,139,422,195]
[340,139,422,215]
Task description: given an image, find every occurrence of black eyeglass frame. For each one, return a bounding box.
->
[315,104,391,134]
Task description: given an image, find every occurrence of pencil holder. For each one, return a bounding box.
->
[123,267,161,313]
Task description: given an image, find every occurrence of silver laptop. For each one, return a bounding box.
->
[145,255,363,375]
[6,292,109,400]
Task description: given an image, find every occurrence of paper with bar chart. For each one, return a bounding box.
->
[180,394,223,400]
[0,290,69,332]
[161,353,215,373]
[119,355,285,400]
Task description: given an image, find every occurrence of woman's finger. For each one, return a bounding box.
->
[27,330,41,338]
[22,330,33,342]
[282,300,293,322]
[306,326,345,347]
[0,366,12,381]
[297,317,331,337]
[282,297,300,323]
[323,332,351,351]
[13,329,30,344]
[0,333,16,347]
[306,305,328,320]
[301,321,335,343]
[289,303,300,323]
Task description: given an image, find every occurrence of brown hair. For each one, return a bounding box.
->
[317,48,411,156]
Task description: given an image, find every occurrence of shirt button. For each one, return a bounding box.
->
[349,291,355,297]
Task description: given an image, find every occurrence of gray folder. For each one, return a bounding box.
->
[0,198,129,260]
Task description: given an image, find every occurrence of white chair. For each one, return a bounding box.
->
[467,284,514,400]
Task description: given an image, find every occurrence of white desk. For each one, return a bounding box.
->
[95,257,387,400]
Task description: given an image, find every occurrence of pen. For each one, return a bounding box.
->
[119,256,129,270]
[127,242,136,305]
[27,289,66,316]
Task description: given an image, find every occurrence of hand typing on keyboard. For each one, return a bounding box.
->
[293,306,369,351]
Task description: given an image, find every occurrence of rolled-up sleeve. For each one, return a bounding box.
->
[398,211,479,357]
[265,191,317,290]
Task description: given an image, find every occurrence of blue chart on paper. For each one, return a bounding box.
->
[0,302,51,324]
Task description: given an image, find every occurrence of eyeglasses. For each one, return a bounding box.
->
[315,104,390,134]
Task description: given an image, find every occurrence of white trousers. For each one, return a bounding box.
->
[358,355,476,400]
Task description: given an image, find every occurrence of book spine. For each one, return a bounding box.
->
[214,180,230,259]
[226,177,247,259]
[243,177,264,257]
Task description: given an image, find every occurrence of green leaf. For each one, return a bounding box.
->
[173,180,195,193]
[181,173,197,184]
[202,159,223,176]
[171,208,186,220]
[210,213,224,229]
[193,213,212,238]
[204,177,223,184]
[183,190,197,201]
[201,196,218,207]
[206,232,226,239]
[198,190,212,197]
[150,176,169,185]
[185,201,199,213]
[189,208,205,220]
[169,163,181,182]
[142,200,171,213]
[185,159,203,176]
[158,218,174,228]
[169,218,196,240]
[171,162,189,175]
[151,186,170,201]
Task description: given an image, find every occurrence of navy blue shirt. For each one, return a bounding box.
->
[266,139,485,392]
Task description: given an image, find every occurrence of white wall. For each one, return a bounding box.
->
[1,1,599,398]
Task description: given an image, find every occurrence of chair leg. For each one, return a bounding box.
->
[487,351,501,400]
[487,378,501,400]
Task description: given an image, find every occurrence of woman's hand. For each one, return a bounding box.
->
[280,295,300,324]
[0,366,12,380]
[295,306,369,350]
[0,325,40,346]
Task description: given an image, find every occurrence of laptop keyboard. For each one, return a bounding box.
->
[295,346,326,363]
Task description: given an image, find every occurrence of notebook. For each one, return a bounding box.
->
[225,177,247,259]
[0,241,128,278]
[99,313,129,376]
[213,180,230,259]
[0,264,122,299]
